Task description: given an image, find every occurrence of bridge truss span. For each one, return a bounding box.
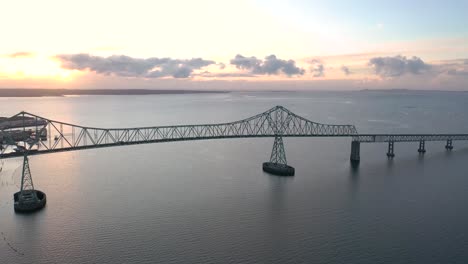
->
[0,106,358,158]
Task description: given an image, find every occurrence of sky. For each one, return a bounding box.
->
[0,0,467,90]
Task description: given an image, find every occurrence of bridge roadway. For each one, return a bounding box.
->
[0,106,467,161]
[355,134,468,142]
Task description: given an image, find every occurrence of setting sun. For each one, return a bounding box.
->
[0,55,73,81]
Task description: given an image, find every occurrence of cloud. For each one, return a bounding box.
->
[230,55,261,70]
[6,52,34,58]
[341,65,351,75]
[368,55,430,77]
[230,54,304,76]
[308,59,324,77]
[312,64,324,77]
[464,59,468,65]
[447,69,468,76]
[308,59,321,64]
[262,55,305,76]
[198,72,256,78]
[56,54,216,78]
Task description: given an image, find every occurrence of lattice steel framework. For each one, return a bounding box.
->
[2,106,468,160]
[19,155,38,202]
[20,155,35,191]
[269,136,287,165]
[0,106,358,158]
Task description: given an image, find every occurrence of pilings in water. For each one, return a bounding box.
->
[418,140,426,154]
[262,136,295,176]
[349,138,459,163]
[445,139,453,150]
[387,141,395,158]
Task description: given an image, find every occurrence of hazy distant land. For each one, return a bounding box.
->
[0,89,228,97]
[0,88,465,97]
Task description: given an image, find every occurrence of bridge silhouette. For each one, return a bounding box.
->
[1,105,467,212]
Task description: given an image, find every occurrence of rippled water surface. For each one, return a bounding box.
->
[1,91,468,264]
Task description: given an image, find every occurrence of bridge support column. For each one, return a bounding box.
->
[263,136,295,176]
[13,155,46,213]
[350,141,360,164]
[418,140,426,154]
[387,141,395,158]
[445,139,453,150]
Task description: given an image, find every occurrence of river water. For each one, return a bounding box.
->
[1,91,468,264]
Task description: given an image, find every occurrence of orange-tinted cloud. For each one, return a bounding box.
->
[6,52,35,58]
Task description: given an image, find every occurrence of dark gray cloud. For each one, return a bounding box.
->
[198,72,256,78]
[308,59,324,77]
[230,54,304,76]
[368,55,429,77]
[230,55,262,70]
[56,54,216,78]
[341,65,351,75]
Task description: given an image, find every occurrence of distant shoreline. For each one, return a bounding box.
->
[0,88,466,97]
[0,89,228,97]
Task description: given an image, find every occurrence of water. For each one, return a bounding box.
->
[1,91,468,264]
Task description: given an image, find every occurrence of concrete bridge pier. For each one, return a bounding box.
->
[418,140,426,154]
[387,141,395,158]
[445,139,453,150]
[350,141,360,165]
[263,136,295,176]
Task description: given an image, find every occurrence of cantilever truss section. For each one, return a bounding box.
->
[0,106,358,158]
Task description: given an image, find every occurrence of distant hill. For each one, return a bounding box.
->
[0,89,227,97]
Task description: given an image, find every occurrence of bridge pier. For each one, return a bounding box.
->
[13,155,46,213]
[445,139,453,150]
[386,141,395,158]
[263,136,295,176]
[418,140,426,154]
[350,141,360,165]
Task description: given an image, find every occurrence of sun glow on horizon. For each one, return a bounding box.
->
[0,55,74,81]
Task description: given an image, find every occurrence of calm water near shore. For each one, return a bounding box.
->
[1,91,468,264]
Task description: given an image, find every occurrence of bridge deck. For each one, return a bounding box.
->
[1,133,467,159]
[355,134,468,142]
[1,106,468,159]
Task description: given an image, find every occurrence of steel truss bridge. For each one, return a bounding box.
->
[0,106,358,158]
[1,106,467,211]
